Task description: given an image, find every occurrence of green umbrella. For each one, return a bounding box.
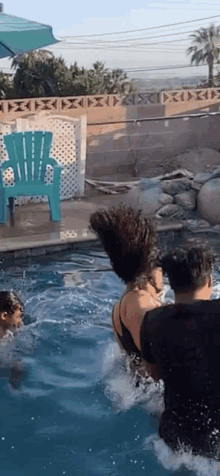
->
[0,4,59,58]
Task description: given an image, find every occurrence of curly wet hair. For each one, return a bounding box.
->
[0,291,24,316]
[161,239,216,292]
[89,203,161,287]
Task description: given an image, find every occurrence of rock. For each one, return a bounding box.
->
[185,219,211,232]
[124,177,162,215]
[158,193,174,206]
[212,224,220,232]
[191,181,203,191]
[155,204,185,219]
[197,178,220,224]
[186,219,210,229]
[194,172,212,183]
[208,167,220,181]
[161,168,194,181]
[161,178,192,196]
[174,190,197,210]
[139,177,161,191]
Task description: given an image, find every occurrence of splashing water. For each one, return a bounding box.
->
[145,434,220,476]
[0,248,219,475]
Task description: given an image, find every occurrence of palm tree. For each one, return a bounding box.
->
[108,69,135,94]
[0,71,14,98]
[11,50,70,97]
[187,24,220,87]
[11,49,54,70]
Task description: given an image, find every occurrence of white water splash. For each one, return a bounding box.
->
[102,341,164,413]
[145,434,220,476]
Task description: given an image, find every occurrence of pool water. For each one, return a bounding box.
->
[0,244,220,476]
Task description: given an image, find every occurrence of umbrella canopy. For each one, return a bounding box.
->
[0,11,59,58]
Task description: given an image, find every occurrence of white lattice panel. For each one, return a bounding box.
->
[0,120,16,193]
[0,114,87,205]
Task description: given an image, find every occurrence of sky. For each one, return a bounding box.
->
[0,0,220,78]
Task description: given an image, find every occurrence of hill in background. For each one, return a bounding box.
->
[131,76,206,91]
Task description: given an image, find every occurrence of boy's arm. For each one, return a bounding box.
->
[9,361,25,389]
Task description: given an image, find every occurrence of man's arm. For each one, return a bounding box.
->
[140,310,162,381]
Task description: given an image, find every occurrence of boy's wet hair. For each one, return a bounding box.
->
[0,291,23,316]
[161,239,216,293]
[89,203,161,287]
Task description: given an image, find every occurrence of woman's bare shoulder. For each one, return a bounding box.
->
[124,289,157,309]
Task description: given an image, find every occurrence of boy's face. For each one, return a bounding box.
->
[0,307,23,331]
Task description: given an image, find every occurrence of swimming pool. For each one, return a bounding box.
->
[0,241,220,476]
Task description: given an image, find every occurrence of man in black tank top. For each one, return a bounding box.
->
[140,240,220,458]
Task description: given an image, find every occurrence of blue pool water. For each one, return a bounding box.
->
[0,244,220,476]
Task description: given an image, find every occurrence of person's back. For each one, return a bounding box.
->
[140,240,220,458]
[141,300,220,456]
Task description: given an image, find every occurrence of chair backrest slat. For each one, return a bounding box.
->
[13,133,28,182]
[32,131,45,181]
[3,131,53,183]
[23,131,34,181]
[40,132,53,182]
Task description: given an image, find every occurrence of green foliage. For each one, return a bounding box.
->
[0,52,137,99]
[0,72,15,98]
[186,24,220,87]
[11,50,70,97]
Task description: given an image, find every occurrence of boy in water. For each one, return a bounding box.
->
[0,291,24,389]
[0,291,23,339]
[140,240,220,458]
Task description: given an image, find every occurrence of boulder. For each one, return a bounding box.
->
[186,219,210,229]
[155,204,185,219]
[213,224,220,232]
[185,219,211,232]
[191,181,203,192]
[208,167,220,181]
[158,193,174,206]
[194,172,212,183]
[197,178,220,224]
[124,177,162,215]
[161,178,192,196]
[174,190,197,210]
[191,173,212,192]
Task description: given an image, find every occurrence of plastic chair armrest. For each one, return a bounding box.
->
[47,157,62,169]
[0,160,14,172]
[0,161,13,188]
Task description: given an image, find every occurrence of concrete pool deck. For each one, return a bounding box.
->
[0,193,185,259]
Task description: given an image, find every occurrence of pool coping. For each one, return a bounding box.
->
[0,223,185,261]
[1,220,220,262]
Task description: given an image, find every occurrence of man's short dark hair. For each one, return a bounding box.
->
[0,291,23,316]
[89,203,161,287]
[161,239,215,293]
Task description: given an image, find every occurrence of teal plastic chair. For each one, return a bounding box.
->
[0,130,62,224]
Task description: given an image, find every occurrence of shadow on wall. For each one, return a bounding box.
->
[86,114,220,180]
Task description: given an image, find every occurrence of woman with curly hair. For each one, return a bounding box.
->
[89,203,163,382]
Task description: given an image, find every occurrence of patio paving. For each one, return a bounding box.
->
[0,194,184,258]
[0,194,127,254]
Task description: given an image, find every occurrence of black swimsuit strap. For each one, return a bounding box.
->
[111,291,129,333]
[112,290,141,358]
